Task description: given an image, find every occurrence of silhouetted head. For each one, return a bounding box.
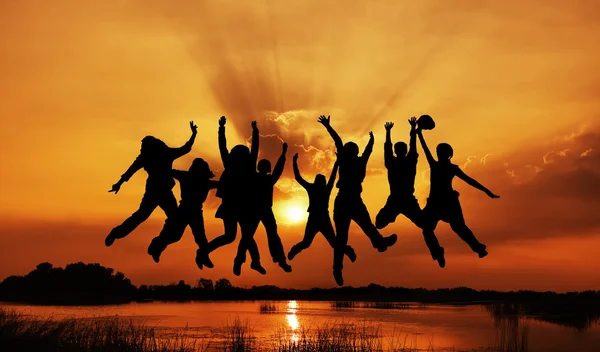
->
[189,158,214,179]
[314,174,326,187]
[257,159,271,174]
[141,136,168,155]
[342,142,359,158]
[394,142,408,157]
[229,145,252,172]
[436,143,453,161]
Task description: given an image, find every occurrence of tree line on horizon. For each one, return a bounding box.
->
[0,262,598,306]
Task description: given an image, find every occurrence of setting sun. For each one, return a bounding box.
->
[285,205,306,224]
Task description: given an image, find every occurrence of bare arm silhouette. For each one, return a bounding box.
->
[318,115,343,153]
[416,129,436,165]
[455,168,500,199]
[362,131,374,160]
[271,142,288,183]
[292,153,310,190]
[250,121,259,167]
[218,116,229,167]
[109,156,143,194]
[171,121,198,159]
[327,157,340,192]
[384,122,394,168]
[408,117,418,158]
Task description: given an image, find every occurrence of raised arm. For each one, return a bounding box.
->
[292,153,310,189]
[455,168,500,199]
[250,121,259,167]
[109,155,143,194]
[408,117,418,158]
[318,115,343,153]
[326,157,340,192]
[384,122,394,168]
[171,121,198,159]
[362,131,374,160]
[218,116,229,167]
[271,142,288,183]
[416,129,436,165]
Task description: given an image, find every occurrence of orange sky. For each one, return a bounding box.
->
[1,0,599,292]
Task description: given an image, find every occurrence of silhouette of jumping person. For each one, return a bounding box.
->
[146,158,218,268]
[287,153,357,263]
[417,124,500,264]
[318,115,397,286]
[105,121,197,247]
[236,142,293,273]
[375,118,445,267]
[199,117,266,276]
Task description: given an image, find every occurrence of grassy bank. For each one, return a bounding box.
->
[0,307,530,352]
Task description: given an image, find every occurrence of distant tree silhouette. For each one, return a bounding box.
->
[197,278,214,291]
[0,262,136,305]
[215,278,233,291]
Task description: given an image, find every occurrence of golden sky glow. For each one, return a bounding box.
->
[1,0,599,292]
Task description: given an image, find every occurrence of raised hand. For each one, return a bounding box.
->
[408,117,417,129]
[369,131,374,139]
[109,183,121,194]
[293,153,299,162]
[486,190,500,199]
[219,116,226,126]
[282,142,288,153]
[190,121,198,133]
[317,115,331,127]
[384,122,394,131]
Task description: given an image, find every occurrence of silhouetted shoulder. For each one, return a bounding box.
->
[171,170,187,181]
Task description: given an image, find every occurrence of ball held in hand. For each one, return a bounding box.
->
[418,115,435,130]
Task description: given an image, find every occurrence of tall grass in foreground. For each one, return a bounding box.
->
[0,308,202,352]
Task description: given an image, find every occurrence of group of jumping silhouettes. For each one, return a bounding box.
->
[106,115,499,286]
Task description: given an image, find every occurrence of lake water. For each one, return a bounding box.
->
[2,300,599,351]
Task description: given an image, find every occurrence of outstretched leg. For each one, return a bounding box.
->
[234,218,264,276]
[188,211,211,269]
[288,215,320,260]
[332,196,352,286]
[318,214,356,262]
[106,191,162,246]
[205,218,238,253]
[261,210,290,271]
[375,196,402,230]
[447,198,487,257]
[403,197,444,264]
[352,199,397,252]
[147,209,188,263]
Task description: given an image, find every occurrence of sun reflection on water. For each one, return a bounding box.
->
[286,300,300,342]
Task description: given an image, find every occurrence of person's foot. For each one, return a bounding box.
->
[203,252,215,268]
[147,242,161,263]
[287,246,300,261]
[346,246,357,262]
[105,231,117,247]
[278,261,292,273]
[436,248,446,268]
[195,250,204,270]
[377,234,397,252]
[478,248,488,258]
[333,269,344,286]
[233,259,243,276]
[250,262,267,275]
